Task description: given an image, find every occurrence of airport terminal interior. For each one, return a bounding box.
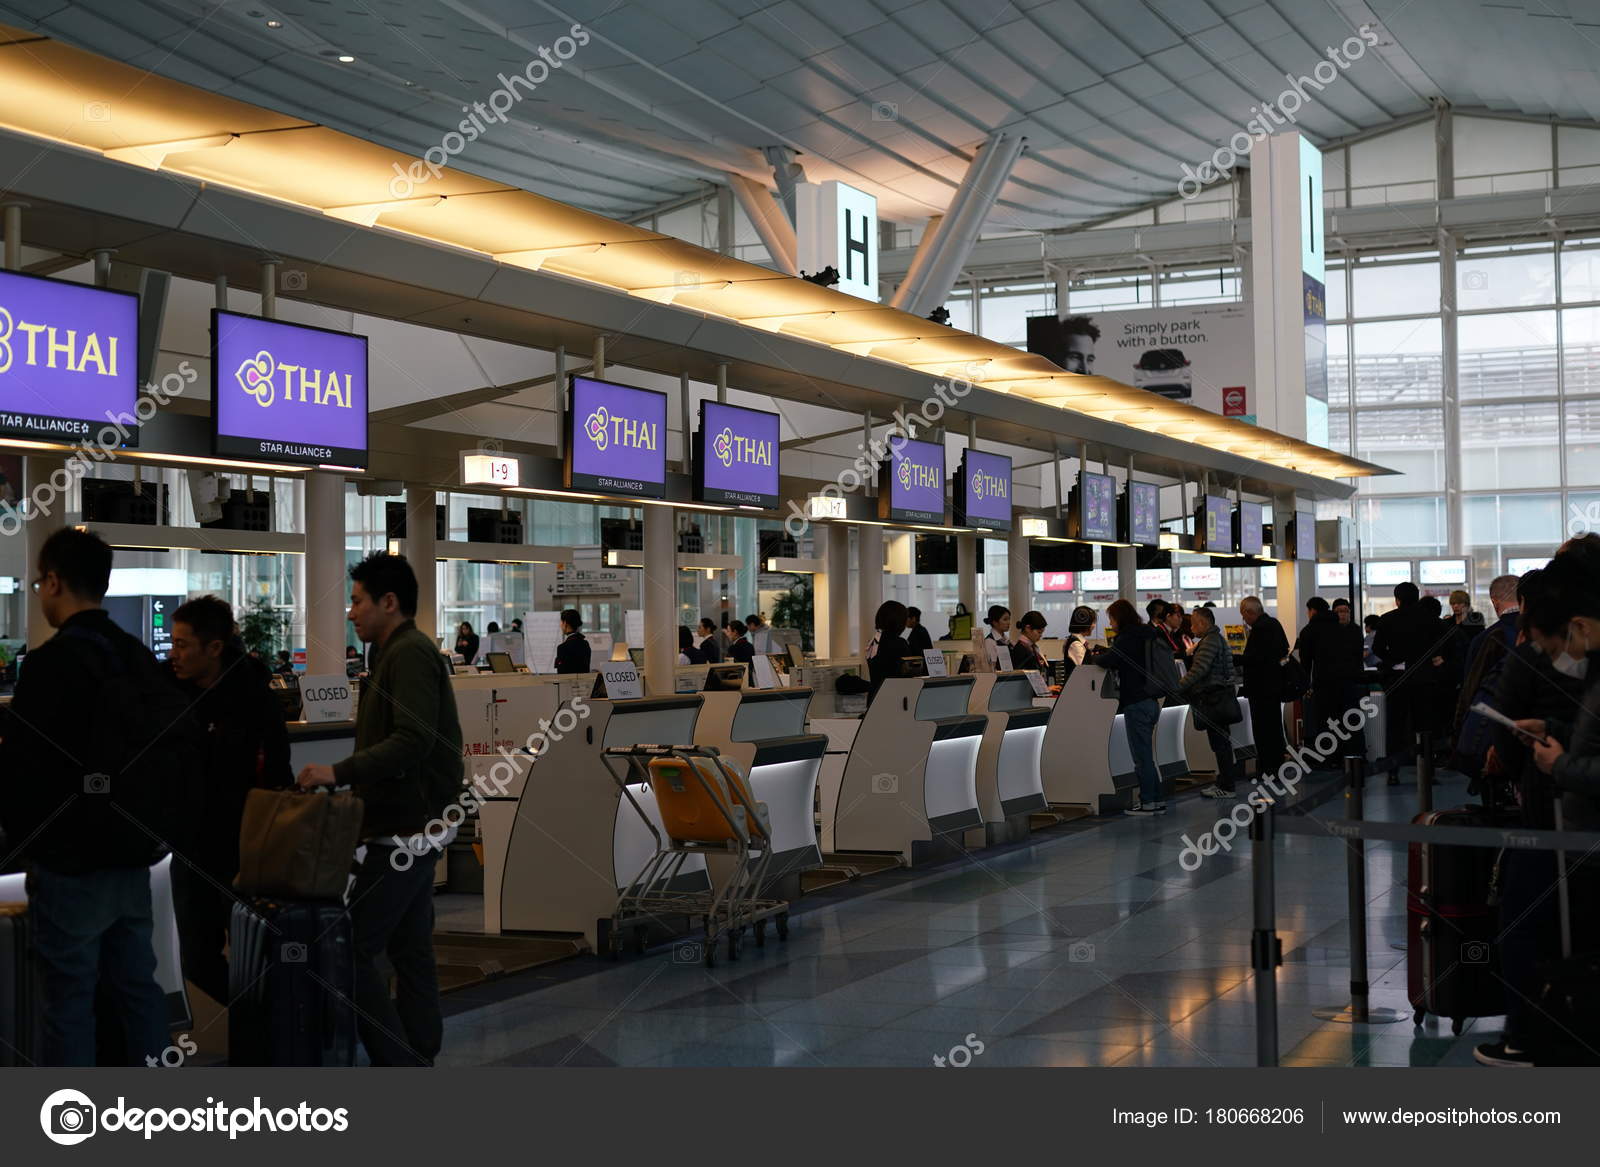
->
[1,0,1599,1076]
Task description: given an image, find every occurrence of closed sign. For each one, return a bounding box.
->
[299,674,353,723]
[598,661,644,700]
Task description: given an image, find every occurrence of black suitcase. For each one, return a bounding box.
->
[1407,805,1507,1033]
[228,897,355,1066]
[0,903,40,1067]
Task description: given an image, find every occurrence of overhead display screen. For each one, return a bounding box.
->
[1080,471,1117,542]
[1294,509,1318,561]
[1236,501,1264,555]
[1080,569,1119,592]
[0,270,138,443]
[880,437,945,524]
[694,400,778,508]
[955,449,1012,531]
[1419,558,1467,586]
[1179,566,1222,590]
[1365,561,1412,586]
[1136,568,1172,591]
[1201,495,1231,553]
[212,310,368,468]
[1128,480,1160,546]
[1316,563,1352,588]
[566,374,668,498]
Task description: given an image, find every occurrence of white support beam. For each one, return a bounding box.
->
[727,172,797,276]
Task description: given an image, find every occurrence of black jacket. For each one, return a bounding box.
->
[454,632,480,666]
[554,632,591,674]
[698,636,723,664]
[867,632,914,698]
[1240,613,1290,699]
[1548,653,1600,833]
[177,652,292,876]
[1096,622,1160,709]
[1373,603,1451,694]
[907,625,933,654]
[729,638,754,664]
[1010,637,1047,672]
[1298,611,1362,693]
[1491,643,1586,829]
[0,609,191,873]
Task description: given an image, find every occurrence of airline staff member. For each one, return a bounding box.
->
[696,618,723,664]
[1010,611,1049,671]
[553,608,590,674]
[983,605,1012,670]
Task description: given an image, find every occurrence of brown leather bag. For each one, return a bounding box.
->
[236,789,364,902]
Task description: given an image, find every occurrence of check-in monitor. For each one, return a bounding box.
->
[485,651,515,674]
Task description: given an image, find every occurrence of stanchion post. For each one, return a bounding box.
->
[1416,729,1434,815]
[1250,802,1280,1067]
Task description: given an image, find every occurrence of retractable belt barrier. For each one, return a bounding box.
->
[1249,761,1600,1066]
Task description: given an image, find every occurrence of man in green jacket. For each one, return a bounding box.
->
[297,552,463,1067]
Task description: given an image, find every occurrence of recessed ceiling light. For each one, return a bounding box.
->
[265,19,282,28]
[337,54,355,63]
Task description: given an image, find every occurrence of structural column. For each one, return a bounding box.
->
[405,484,438,641]
[23,456,66,648]
[1116,546,1137,602]
[1007,531,1031,622]
[302,472,347,676]
[957,532,978,615]
[856,524,883,655]
[819,522,851,658]
[641,503,676,696]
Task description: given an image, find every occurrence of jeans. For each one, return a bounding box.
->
[1248,694,1286,782]
[29,865,171,1067]
[1206,726,1242,792]
[1122,698,1162,806]
[349,845,441,1067]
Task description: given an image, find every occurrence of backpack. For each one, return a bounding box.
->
[59,626,205,864]
[1141,627,1181,700]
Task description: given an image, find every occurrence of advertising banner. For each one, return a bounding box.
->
[0,270,138,442]
[212,311,368,467]
[1080,471,1117,542]
[567,375,667,497]
[1128,480,1161,546]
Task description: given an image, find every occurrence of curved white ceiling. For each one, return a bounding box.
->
[1,0,1594,232]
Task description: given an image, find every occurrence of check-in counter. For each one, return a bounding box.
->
[286,719,355,771]
[1180,694,1258,777]
[1155,702,1191,789]
[693,687,826,894]
[830,676,986,865]
[967,671,1050,844]
[1039,663,1121,813]
[1,857,190,1028]
[488,695,704,947]
[454,672,593,800]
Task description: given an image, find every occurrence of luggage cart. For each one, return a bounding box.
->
[601,744,790,966]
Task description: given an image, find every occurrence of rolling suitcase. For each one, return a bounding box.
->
[228,897,355,1066]
[1407,805,1507,1033]
[0,903,40,1067]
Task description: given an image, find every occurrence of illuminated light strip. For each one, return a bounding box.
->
[103,133,235,169]
[324,195,443,227]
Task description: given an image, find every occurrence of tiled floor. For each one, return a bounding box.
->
[436,771,1498,1068]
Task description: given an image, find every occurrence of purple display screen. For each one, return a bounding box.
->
[961,450,1012,530]
[567,375,667,497]
[884,437,945,523]
[1295,509,1317,560]
[1236,501,1263,555]
[1203,495,1232,552]
[1128,481,1160,546]
[696,400,778,507]
[0,270,138,443]
[213,311,368,467]
[1080,471,1117,542]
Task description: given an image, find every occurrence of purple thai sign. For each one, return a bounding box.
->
[696,400,778,507]
[212,310,368,467]
[1203,494,1232,552]
[1080,471,1117,542]
[1128,480,1160,546]
[1236,500,1264,555]
[567,375,667,497]
[0,270,138,442]
[958,449,1011,531]
[881,437,945,524]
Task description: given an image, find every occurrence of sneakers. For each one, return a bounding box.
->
[1200,785,1238,799]
[1473,1040,1533,1068]
[1126,804,1158,815]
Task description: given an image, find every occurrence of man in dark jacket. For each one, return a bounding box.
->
[905,606,934,655]
[296,553,463,1067]
[1239,596,1289,783]
[167,596,291,1006]
[0,528,174,1066]
[1298,596,1362,741]
[1372,581,1448,783]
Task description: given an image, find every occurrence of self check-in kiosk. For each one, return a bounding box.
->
[488,695,703,947]
[1039,663,1121,813]
[966,671,1050,845]
[830,676,986,866]
[1155,702,1192,791]
[693,687,827,897]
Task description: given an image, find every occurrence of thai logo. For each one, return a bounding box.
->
[584,405,610,450]
[971,468,1007,502]
[234,348,353,409]
[897,455,940,491]
[897,458,912,488]
[235,350,276,407]
[0,305,122,378]
[713,426,734,467]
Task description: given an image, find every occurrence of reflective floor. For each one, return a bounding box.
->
[437,772,1497,1068]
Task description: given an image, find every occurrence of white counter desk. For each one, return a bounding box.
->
[967,671,1051,844]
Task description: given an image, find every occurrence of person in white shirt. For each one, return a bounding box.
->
[982,605,1012,670]
[744,612,774,655]
[1065,605,1097,670]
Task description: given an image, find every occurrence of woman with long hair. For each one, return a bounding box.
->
[1093,598,1166,814]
